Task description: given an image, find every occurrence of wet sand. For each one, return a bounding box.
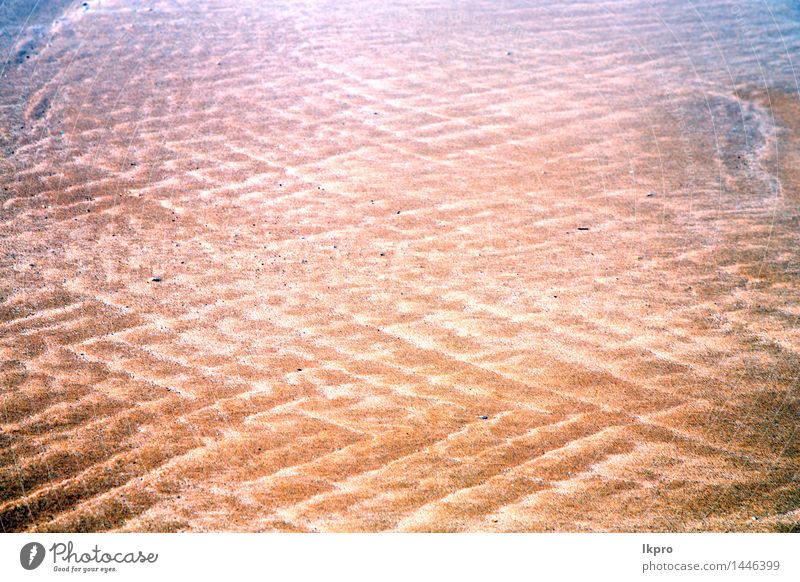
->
[1,0,799,532]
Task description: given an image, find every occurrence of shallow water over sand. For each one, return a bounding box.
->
[0,0,799,532]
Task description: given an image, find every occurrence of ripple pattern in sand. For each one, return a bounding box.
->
[1,0,799,532]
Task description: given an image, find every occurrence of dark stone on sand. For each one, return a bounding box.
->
[30,95,49,119]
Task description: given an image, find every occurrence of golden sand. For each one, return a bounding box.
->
[0,0,798,532]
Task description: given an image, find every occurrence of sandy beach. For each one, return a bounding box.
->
[1,0,799,532]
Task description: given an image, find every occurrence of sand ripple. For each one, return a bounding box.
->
[1,0,799,532]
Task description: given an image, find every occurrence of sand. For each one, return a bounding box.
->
[0,0,798,532]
